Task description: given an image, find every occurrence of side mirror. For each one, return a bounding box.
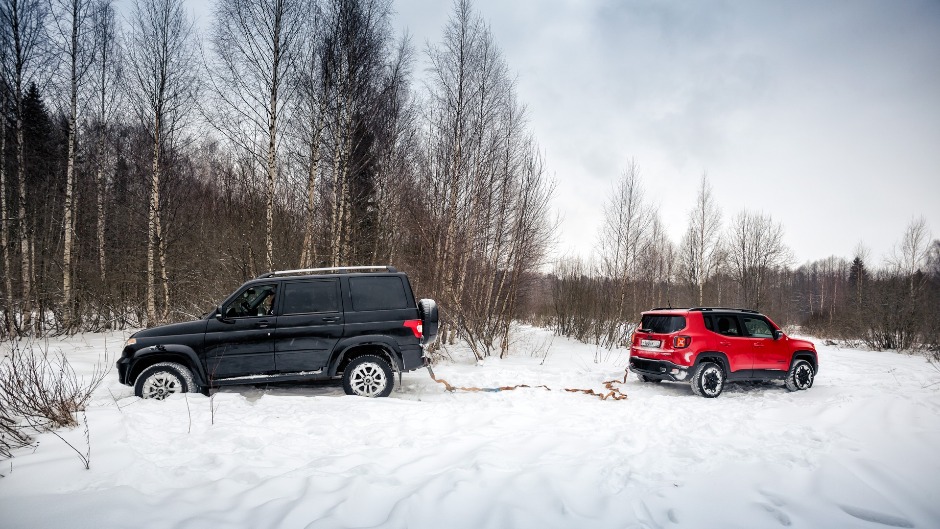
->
[215,306,233,324]
[773,329,784,340]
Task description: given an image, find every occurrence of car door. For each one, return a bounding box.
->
[273,278,344,373]
[707,313,753,374]
[204,283,278,379]
[742,315,789,371]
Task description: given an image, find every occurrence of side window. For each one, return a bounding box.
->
[714,315,741,336]
[224,284,277,318]
[703,315,714,332]
[742,316,774,338]
[282,280,340,315]
[349,276,408,311]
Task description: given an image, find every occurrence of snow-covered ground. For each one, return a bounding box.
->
[1,327,939,529]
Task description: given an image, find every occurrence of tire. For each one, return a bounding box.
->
[785,359,815,392]
[134,362,195,400]
[342,355,394,398]
[636,373,662,384]
[691,362,725,398]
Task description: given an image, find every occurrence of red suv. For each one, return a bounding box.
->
[628,308,817,398]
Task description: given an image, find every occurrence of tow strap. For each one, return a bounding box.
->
[426,365,629,401]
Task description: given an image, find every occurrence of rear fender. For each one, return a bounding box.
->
[692,351,731,375]
[329,336,402,376]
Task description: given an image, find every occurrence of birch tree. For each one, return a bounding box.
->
[207,0,307,272]
[0,0,50,332]
[49,0,95,328]
[680,173,722,305]
[727,210,790,310]
[126,0,197,326]
[88,0,120,288]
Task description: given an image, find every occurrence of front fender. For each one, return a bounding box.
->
[128,344,209,387]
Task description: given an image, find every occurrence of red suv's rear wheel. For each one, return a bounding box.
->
[691,362,724,398]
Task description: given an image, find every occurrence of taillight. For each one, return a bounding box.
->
[673,335,691,348]
[404,319,423,339]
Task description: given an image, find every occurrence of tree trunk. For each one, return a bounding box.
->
[146,115,161,326]
[0,88,11,334]
[62,12,79,329]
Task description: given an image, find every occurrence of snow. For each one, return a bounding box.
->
[1,327,939,528]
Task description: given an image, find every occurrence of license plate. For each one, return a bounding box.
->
[640,339,662,348]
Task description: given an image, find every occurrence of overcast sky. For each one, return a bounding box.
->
[392,0,940,266]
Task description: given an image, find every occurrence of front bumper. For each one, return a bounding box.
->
[629,356,690,382]
[116,357,131,385]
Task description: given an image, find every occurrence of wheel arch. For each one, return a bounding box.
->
[790,350,818,373]
[692,351,730,374]
[128,345,207,387]
[330,338,401,376]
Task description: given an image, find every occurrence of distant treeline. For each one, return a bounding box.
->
[534,166,939,355]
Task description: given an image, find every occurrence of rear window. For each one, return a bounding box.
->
[640,315,686,334]
[349,276,409,311]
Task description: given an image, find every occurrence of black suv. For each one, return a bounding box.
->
[117,266,438,399]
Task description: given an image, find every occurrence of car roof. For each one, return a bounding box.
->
[644,307,763,315]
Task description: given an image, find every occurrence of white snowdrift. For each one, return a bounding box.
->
[1,327,939,529]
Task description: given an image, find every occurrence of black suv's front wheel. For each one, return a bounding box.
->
[134,362,195,399]
[691,362,725,398]
[343,355,394,398]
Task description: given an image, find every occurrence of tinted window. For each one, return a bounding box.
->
[640,315,686,334]
[282,280,340,314]
[349,276,408,311]
[712,315,741,336]
[742,316,774,338]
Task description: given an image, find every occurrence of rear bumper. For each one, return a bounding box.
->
[629,356,691,382]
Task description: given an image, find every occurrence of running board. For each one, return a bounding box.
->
[212,369,326,386]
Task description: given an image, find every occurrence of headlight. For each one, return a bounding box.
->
[125,337,137,347]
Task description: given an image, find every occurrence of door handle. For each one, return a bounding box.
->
[322,316,339,323]
[257,320,271,328]
[719,341,731,347]
[753,343,764,348]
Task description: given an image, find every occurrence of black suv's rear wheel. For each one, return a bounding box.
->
[785,359,814,391]
[691,362,724,398]
[135,362,195,399]
[343,355,394,398]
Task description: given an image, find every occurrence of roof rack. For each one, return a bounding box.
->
[651,307,689,311]
[689,307,760,314]
[255,265,398,279]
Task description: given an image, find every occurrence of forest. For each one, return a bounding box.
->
[1,0,937,357]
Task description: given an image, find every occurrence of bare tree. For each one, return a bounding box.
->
[126,0,197,326]
[680,173,722,305]
[0,0,50,333]
[726,210,790,310]
[49,0,96,329]
[889,216,932,295]
[598,160,656,335]
[88,0,120,289]
[207,0,308,272]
